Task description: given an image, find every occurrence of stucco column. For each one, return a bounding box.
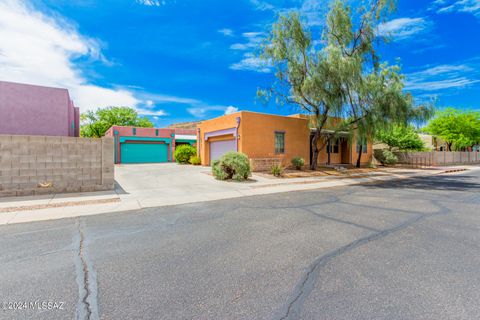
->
[235,116,241,152]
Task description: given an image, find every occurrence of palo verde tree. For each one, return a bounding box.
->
[80,106,153,138]
[259,0,432,169]
[424,108,480,151]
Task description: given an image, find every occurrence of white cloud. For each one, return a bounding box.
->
[224,106,239,114]
[0,0,146,113]
[218,28,234,36]
[405,63,480,91]
[230,32,264,51]
[136,0,166,6]
[249,0,328,26]
[187,105,240,118]
[249,0,275,11]
[229,32,270,73]
[135,107,167,116]
[377,17,432,40]
[431,0,480,17]
[230,53,271,73]
[230,43,249,50]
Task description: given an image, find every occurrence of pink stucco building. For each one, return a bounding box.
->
[0,80,79,137]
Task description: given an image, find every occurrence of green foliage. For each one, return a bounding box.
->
[424,108,480,151]
[374,149,398,166]
[258,0,433,169]
[174,145,196,164]
[80,106,153,138]
[291,157,305,170]
[376,125,425,151]
[211,152,251,181]
[189,155,201,165]
[271,164,284,177]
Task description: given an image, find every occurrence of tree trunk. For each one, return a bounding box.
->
[356,144,363,168]
[310,130,320,170]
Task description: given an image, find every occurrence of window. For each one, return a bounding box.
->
[328,139,339,154]
[132,128,137,135]
[155,129,159,136]
[275,132,285,154]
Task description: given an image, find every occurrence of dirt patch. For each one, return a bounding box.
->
[257,167,385,179]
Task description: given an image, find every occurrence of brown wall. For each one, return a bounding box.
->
[0,135,114,197]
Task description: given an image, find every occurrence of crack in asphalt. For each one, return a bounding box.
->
[277,200,451,320]
[302,207,380,232]
[74,219,99,320]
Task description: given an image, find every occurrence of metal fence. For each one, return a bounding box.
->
[393,151,480,168]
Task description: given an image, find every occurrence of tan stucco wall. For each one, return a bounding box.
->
[240,112,310,166]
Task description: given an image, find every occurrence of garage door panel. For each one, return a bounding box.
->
[121,143,168,164]
[210,140,235,164]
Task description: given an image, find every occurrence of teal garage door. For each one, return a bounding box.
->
[121,143,168,164]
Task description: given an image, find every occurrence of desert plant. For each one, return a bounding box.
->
[211,152,251,181]
[271,164,284,177]
[291,157,305,170]
[174,145,196,164]
[189,155,201,165]
[374,149,398,166]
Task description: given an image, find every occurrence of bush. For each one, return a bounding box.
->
[291,157,305,170]
[374,149,398,165]
[174,145,196,164]
[189,155,201,165]
[211,152,251,181]
[271,164,284,177]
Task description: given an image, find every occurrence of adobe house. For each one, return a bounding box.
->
[104,126,196,164]
[0,80,79,137]
[197,111,372,169]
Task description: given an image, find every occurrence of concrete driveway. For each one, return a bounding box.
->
[114,163,259,207]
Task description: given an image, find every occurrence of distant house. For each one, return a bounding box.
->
[104,126,197,164]
[418,134,446,151]
[0,81,79,137]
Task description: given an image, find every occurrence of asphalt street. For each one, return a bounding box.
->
[1,169,480,320]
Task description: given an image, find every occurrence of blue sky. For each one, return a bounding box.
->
[0,0,479,127]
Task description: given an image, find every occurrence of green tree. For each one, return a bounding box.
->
[80,106,153,138]
[376,125,425,151]
[259,0,431,169]
[424,108,480,151]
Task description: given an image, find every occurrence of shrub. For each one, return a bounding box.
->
[174,145,196,164]
[211,152,251,181]
[189,155,201,165]
[374,149,398,165]
[271,164,284,177]
[291,157,305,170]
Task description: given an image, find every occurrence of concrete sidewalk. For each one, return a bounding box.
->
[0,166,476,225]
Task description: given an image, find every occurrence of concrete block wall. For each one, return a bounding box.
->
[0,135,114,197]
